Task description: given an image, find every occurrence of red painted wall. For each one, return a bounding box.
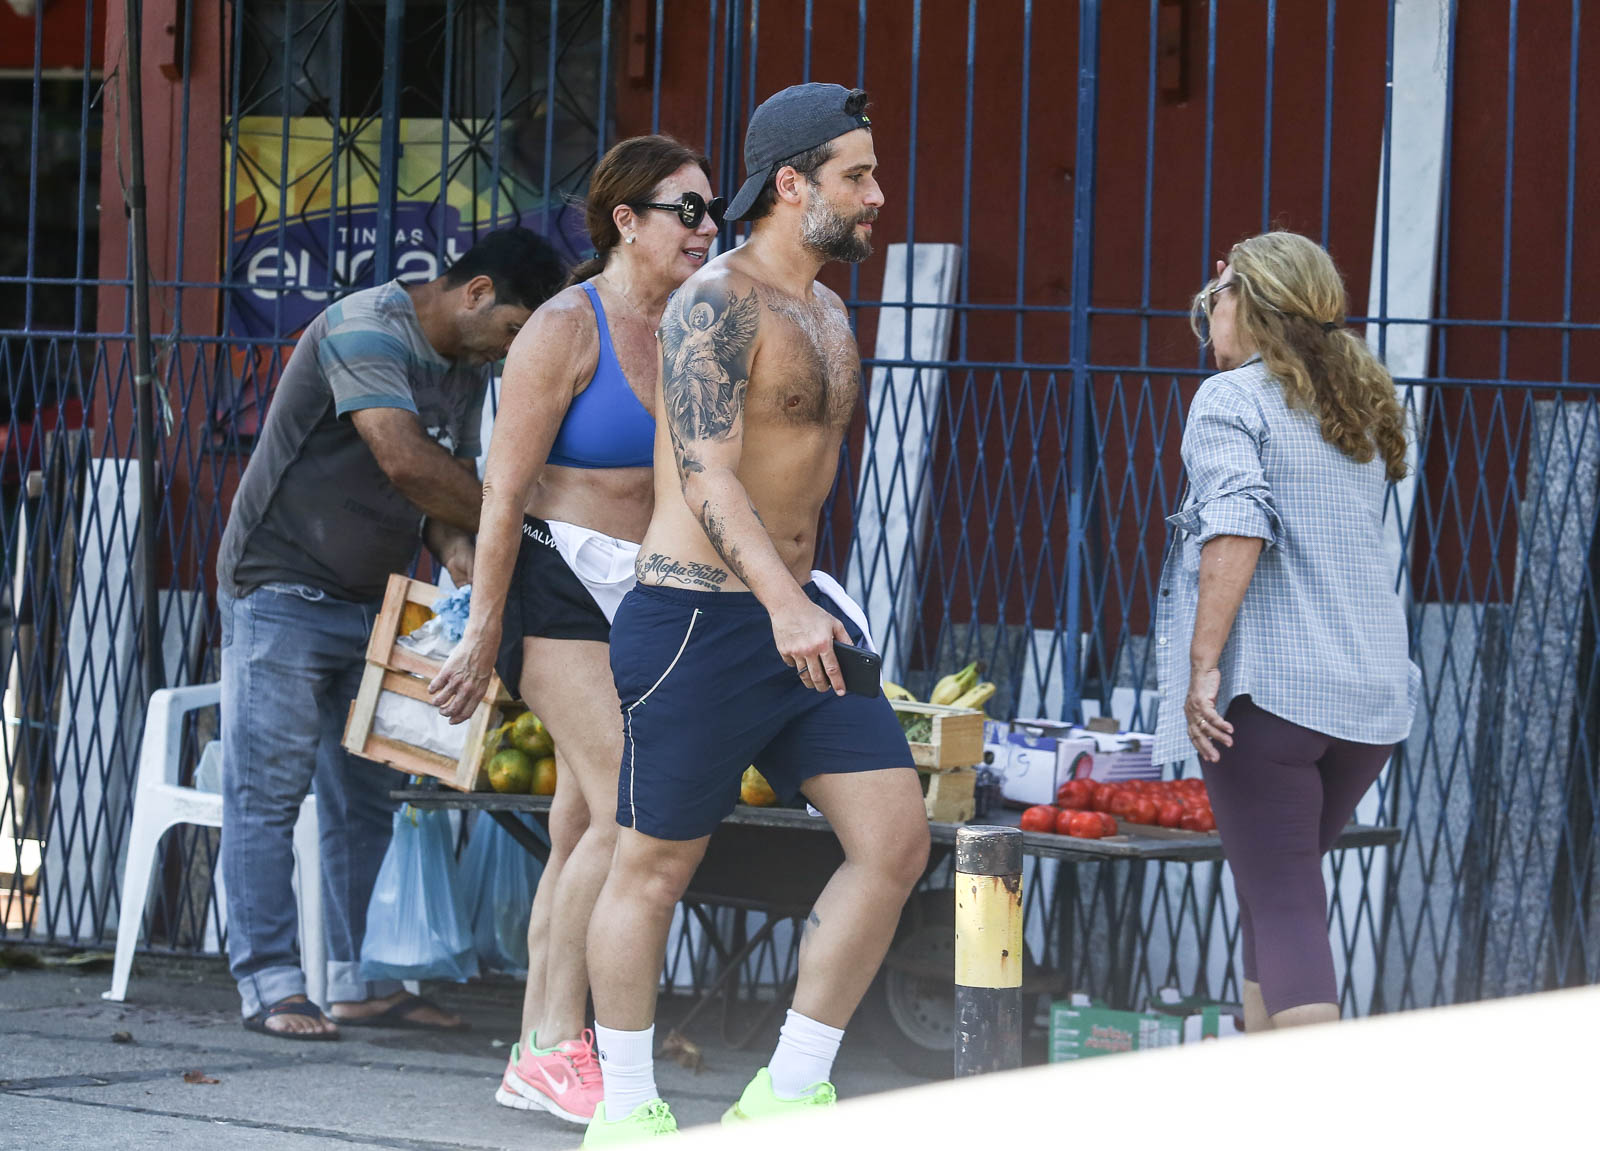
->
[94,0,227,595]
[618,1,1600,670]
[0,0,104,73]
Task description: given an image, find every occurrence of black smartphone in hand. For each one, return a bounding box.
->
[833,641,882,697]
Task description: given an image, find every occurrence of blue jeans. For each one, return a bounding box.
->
[219,583,405,1018]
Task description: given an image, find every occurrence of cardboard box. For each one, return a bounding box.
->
[998,720,1161,807]
[1048,998,1182,1062]
[1148,988,1244,1043]
[1079,727,1159,782]
[1000,723,1097,807]
[1183,1008,1242,1043]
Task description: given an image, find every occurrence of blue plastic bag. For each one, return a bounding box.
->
[432,583,472,641]
[460,812,545,974]
[360,805,479,982]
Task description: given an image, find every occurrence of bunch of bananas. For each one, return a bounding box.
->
[885,660,998,714]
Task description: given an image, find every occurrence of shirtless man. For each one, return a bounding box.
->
[581,84,931,1143]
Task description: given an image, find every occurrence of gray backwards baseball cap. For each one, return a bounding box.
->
[726,83,872,222]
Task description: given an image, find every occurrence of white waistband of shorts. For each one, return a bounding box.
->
[544,520,641,613]
[544,519,640,554]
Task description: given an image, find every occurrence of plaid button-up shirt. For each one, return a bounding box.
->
[1152,357,1420,766]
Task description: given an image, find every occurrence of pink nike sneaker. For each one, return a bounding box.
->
[495,1030,604,1124]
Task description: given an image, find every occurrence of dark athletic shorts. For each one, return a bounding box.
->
[609,581,913,840]
[495,516,612,699]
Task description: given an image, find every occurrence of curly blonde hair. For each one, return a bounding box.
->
[1190,231,1409,482]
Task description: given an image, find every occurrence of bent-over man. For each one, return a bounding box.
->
[217,229,565,1039]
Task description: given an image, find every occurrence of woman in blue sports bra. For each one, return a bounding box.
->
[429,136,723,1124]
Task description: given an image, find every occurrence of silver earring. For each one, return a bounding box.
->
[624,235,635,244]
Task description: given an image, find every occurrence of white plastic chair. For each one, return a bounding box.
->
[104,683,325,1008]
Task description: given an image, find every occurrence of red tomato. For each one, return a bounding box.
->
[1067,811,1106,839]
[1020,805,1058,833]
[1092,783,1119,812]
[1054,807,1082,835]
[1179,810,1207,832]
[1127,797,1158,825]
[1056,779,1094,809]
[1157,800,1184,828]
[1191,809,1217,832]
[1110,792,1138,819]
[1180,777,1207,795]
[1097,812,1120,837]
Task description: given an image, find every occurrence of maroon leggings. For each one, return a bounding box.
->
[1200,696,1393,1016]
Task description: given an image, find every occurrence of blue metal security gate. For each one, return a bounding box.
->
[1,0,1596,1019]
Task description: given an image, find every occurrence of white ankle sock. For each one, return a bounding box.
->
[594,1023,658,1118]
[767,1009,844,1098]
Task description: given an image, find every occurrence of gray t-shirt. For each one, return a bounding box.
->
[217,281,487,602]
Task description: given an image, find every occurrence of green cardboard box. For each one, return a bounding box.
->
[1048,998,1183,1062]
[1147,989,1244,1042]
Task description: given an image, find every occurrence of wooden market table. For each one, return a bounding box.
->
[394,782,1399,1072]
[392,785,1400,864]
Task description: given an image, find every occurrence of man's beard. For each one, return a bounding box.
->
[801,192,874,263]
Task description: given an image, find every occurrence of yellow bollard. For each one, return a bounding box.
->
[954,825,1023,1075]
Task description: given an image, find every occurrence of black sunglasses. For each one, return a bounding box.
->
[631,191,726,230]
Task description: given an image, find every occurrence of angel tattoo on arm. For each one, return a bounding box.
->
[661,286,762,447]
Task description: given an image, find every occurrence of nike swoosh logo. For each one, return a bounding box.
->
[540,1064,576,1094]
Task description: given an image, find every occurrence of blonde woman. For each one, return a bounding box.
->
[1152,231,1420,1032]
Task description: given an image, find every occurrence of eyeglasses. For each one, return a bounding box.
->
[631,191,726,230]
[1202,279,1236,313]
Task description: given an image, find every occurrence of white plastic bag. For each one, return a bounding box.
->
[460,813,545,973]
[359,806,479,982]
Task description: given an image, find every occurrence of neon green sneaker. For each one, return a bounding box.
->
[581,1099,677,1144]
[721,1068,837,1123]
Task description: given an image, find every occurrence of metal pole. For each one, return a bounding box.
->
[122,0,166,697]
[954,826,1023,1076]
[373,0,406,282]
[1063,0,1100,721]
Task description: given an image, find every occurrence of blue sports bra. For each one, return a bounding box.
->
[545,281,656,469]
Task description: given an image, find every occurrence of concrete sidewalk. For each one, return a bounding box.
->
[0,951,928,1150]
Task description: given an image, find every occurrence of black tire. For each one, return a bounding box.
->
[858,889,957,1079]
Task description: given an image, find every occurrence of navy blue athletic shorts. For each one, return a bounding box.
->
[609,581,913,840]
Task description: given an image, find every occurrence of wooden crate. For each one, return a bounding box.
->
[341,574,514,791]
[923,767,977,823]
[891,700,987,770]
